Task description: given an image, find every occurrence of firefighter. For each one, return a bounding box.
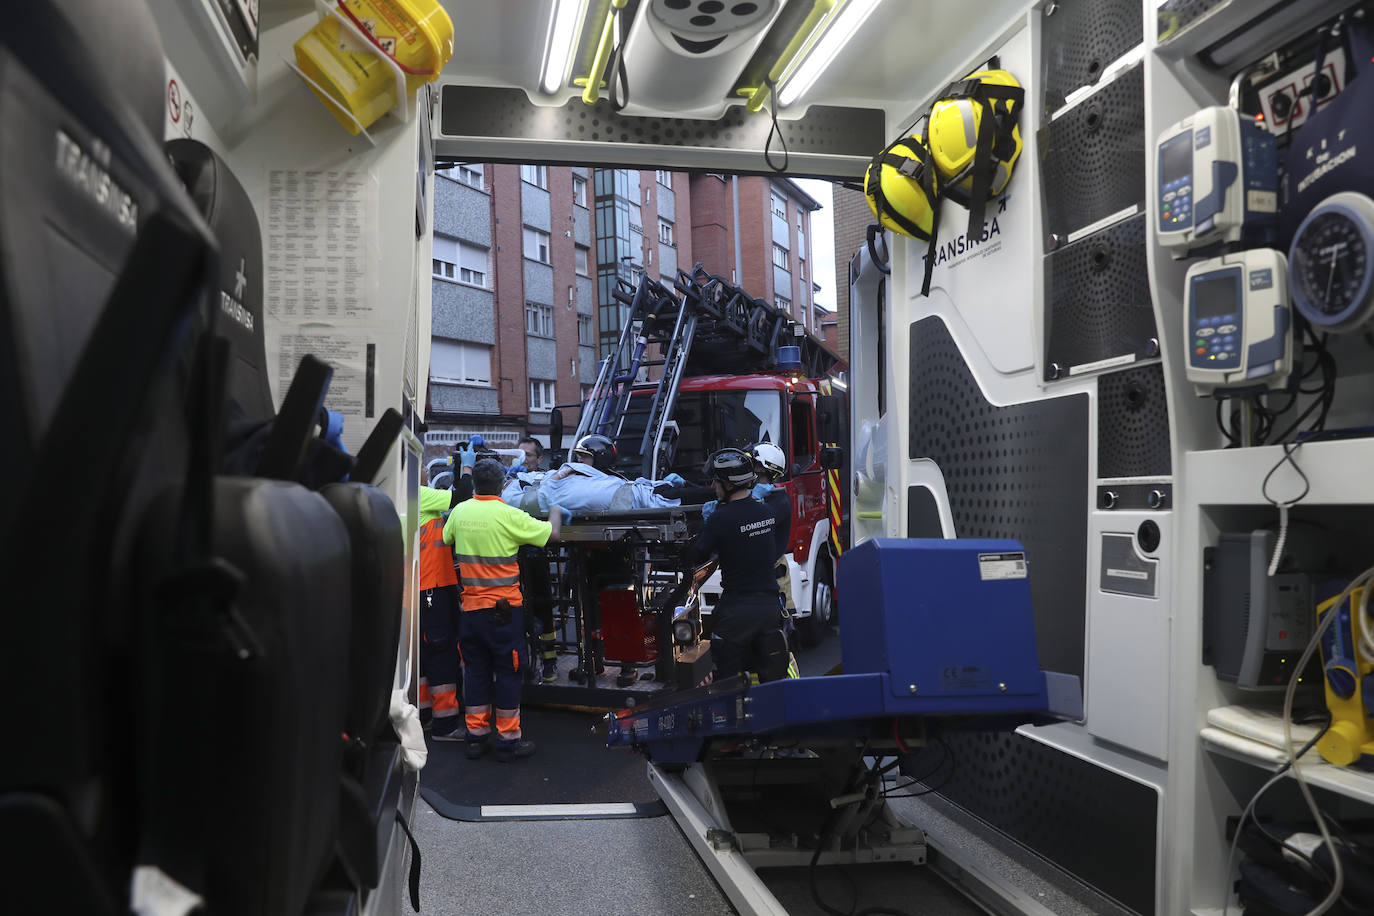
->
[417,461,462,739]
[443,458,564,761]
[749,441,796,618]
[683,448,789,683]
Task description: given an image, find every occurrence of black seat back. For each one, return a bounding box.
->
[0,0,217,909]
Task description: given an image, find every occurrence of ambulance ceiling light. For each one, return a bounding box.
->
[777,0,883,107]
[542,0,589,93]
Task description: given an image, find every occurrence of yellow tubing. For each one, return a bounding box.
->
[743,0,836,113]
[579,0,627,105]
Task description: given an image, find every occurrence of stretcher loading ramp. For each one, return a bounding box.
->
[603,539,1082,916]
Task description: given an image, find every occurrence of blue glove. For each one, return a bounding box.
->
[458,444,477,472]
[664,473,685,487]
[701,499,717,520]
[469,434,485,448]
[752,482,774,500]
[507,458,525,477]
[558,507,573,525]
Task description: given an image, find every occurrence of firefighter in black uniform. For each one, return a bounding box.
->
[683,448,790,682]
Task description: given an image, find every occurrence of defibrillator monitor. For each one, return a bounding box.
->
[1184,249,1292,393]
[1156,107,1278,257]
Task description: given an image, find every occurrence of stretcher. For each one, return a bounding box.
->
[603,538,1083,916]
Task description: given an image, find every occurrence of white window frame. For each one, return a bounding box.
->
[776,295,792,315]
[525,301,554,337]
[523,227,551,264]
[577,313,594,346]
[772,243,789,269]
[437,162,484,190]
[771,192,787,219]
[572,175,587,207]
[658,218,674,246]
[656,169,673,188]
[529,379,556,411]
[575,245,589,275]
[430,340,492,387]
[520,164,548,188]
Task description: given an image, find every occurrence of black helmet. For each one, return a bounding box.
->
[573,434,617,472]
[706,448,757,492]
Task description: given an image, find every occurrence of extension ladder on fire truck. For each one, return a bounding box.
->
[574,265,840,479]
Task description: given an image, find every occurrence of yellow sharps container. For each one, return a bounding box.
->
[294,0,454,134]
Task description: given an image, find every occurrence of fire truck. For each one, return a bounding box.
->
[530,265,848,703]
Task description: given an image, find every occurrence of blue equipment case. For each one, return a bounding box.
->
[608,539,1082,762]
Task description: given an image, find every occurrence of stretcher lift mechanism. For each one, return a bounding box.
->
[605,539,1082,916]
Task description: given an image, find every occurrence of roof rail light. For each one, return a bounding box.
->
[542,0,588,94]
[777,0,882,107]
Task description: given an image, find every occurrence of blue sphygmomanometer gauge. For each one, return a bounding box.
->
[1289,191,1374,333]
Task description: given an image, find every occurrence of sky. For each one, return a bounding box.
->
[794,178,836,312]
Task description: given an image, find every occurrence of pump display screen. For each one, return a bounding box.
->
[1193,274,1237,318]
[1159,131,1193,229]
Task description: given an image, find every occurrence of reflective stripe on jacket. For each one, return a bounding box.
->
[442,494,552,610]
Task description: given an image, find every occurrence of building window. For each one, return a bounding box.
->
[430,340,492,387]
[776,295,791,315]
[432,235,488,287]
[436,162,484,189]
[529,379,556,411]
[771,192,787,218]
[578,314,594,346]
[523,227,551,264]
[573,175,587,207]
[525,301,554,337]
[772,244,789,269]
[520,164,547,188]
[656,170,672,188]
[575,245,589,275]
[658,218,674,246]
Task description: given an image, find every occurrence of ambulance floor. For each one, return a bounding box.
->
[412,795,987,916]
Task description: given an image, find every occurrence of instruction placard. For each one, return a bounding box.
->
[977,551,1027,581]
[265,169,378,321]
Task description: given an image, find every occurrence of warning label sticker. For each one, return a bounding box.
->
[978,552,1027,581]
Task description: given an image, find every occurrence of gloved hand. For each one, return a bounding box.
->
[664,472,686,487]
[752,482,774,500]
[558,507,573,525]
[507,458,525,477]
[701,499,717,520]
[457,444,477,473]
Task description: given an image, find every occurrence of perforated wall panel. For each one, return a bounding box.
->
[908,318,1089,679]
[439,87,884,159]
[1097,363,1173,479]
[1043,64,1145,243]
[928,730,1158,915]
[1042,0,1144,112]
[1044,213,1157,379]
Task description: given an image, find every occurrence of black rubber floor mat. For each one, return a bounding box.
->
[419,707,665,822]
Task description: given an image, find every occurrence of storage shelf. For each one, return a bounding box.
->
[1185,437,1374,507]
[1153,0,1351,60]
[1201,731,1374,807]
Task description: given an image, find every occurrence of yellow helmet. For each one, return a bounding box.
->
[863,137,940,241]
[928,69,1023,197]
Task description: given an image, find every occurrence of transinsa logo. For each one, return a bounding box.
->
[929,195,1009,271]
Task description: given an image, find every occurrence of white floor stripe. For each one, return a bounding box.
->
[478,803,644,818]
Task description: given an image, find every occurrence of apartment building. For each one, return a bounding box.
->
[426,164,693,450]
[687,174,821,334]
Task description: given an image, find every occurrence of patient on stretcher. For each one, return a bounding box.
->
[500,462,683,519]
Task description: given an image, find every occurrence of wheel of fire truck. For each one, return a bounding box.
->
[798,550,836,647]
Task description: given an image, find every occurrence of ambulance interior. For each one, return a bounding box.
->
[6,0,1374,915]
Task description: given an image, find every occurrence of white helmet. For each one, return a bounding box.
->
[750,442,787,480]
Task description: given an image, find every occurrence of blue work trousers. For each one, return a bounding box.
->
[459,605,525,742]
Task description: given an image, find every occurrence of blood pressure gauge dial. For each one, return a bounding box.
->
[1289,191,1374,333]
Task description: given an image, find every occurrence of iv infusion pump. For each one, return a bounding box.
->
[1156,106,1278,256]
[1184,248,1293,393]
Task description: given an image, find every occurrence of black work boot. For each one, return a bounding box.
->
[464,738,490,760]
[494,739,536,762]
